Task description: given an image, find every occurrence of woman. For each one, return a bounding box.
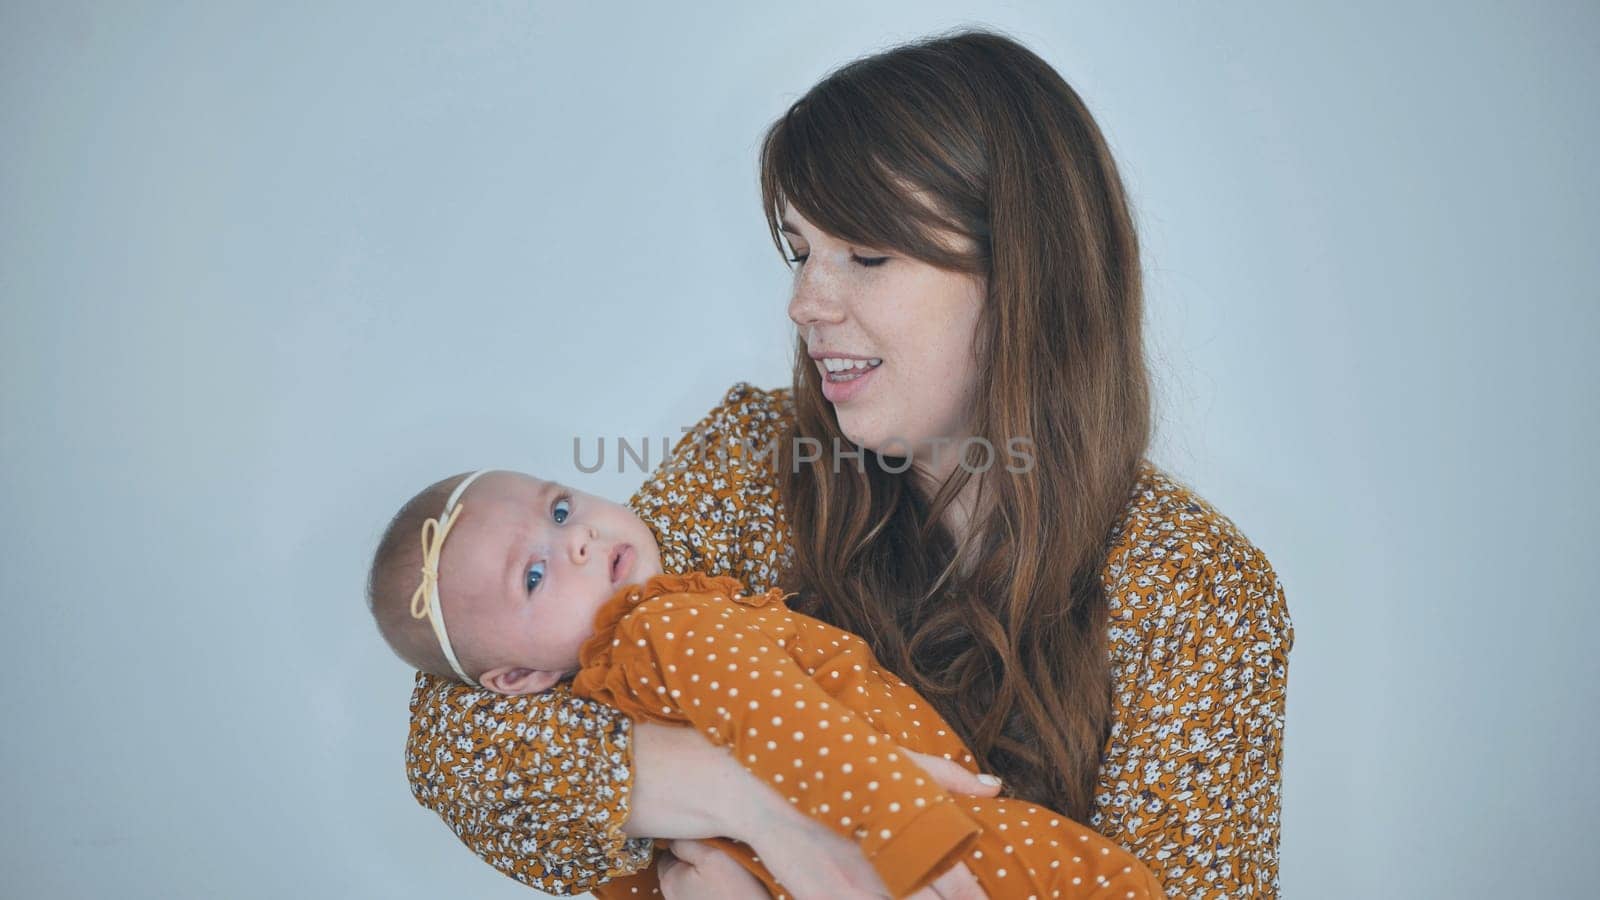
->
[405,28,1293,899]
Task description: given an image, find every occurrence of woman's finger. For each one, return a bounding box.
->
[657,850,680,881]
[667,838,715,866]
[658,840,771,899]
[926,862,988,899]
[900,747,1003,797]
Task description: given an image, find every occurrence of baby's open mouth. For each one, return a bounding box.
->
[610,544,634,586]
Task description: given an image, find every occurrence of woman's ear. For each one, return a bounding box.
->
[478,665,565,696]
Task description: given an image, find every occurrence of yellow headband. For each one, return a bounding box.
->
[408,469,496,686]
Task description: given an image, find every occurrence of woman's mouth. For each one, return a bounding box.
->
[819,358,882,404]
[819,357,883,382]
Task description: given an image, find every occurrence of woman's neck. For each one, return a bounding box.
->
[910,451,985,574]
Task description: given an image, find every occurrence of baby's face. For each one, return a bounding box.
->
[444,471,663,690]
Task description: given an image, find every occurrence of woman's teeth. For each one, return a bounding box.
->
[822,357,882,380]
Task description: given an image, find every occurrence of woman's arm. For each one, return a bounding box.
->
[659,836,990,899]
[402,383,798,892]
[1094,536,1294,898]
[626,382,795,592]
[648,745,999,900]
[405,675,654,894]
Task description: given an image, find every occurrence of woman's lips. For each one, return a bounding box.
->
[610,543,635,586]
[820,360,880,404]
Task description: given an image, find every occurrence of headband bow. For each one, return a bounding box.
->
[408,469,496,686]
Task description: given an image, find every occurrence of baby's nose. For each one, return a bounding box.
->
[571,525,599,562]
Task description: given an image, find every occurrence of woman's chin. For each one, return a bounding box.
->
[834,422,902,462]
[830,417,875,452]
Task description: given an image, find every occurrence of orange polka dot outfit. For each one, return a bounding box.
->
[569,571,1166,899]
[406,383,1294,898]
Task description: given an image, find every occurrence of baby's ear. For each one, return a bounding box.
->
[479,666,565,696]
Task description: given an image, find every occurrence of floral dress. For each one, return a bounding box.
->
[405,382,1294,898]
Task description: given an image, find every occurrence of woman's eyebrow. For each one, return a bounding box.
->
[779,219,803,235]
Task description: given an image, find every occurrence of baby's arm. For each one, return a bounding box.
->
[591,592,982,899]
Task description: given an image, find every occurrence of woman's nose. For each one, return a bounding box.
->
[787,268,846,327]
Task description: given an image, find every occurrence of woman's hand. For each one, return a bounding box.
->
[897,748,1004,796]
[659,839,770,899]
[741,746,1001,900]
[627,722,998,899]
[908,862,986,899]
[624,720,768,840]
[893,750,992,900]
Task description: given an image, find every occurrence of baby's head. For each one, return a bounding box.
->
[367,469,664,695]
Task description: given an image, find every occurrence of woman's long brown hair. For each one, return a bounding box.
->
[759,28,1152,822]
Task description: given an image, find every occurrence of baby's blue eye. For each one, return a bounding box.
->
[526,561,545,593]
[553,497,572,524]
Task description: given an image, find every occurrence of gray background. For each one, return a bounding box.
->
[3,1,1595,897]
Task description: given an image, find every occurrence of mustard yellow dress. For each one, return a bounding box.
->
[406,383,1294,898]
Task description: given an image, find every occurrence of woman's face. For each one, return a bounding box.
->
[783,204,986,465]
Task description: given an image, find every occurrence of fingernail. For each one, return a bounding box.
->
[977,774,1002,786]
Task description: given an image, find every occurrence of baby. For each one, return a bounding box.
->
[369,468,1164,900]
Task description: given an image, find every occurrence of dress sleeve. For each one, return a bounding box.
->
[401,382,791,892]
[405,674,653,894]
[1093,543,1295,898]
[627,381,794,591]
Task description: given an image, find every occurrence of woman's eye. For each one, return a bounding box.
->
[786,253,888,268]
[552,497,572,524]
[526,561,545,592]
